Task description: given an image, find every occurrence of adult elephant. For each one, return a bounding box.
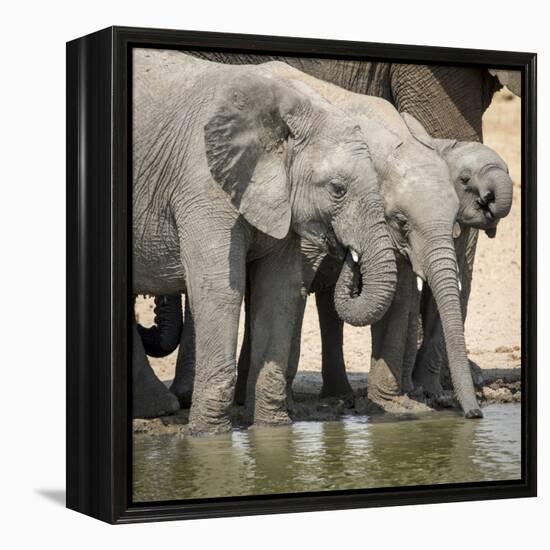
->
[133,50,397,433]
[187,51,518,388]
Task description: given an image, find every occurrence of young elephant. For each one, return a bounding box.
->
[133,50,397,433]
[411,124,513,396]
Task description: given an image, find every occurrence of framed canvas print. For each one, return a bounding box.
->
[66,26,537,524]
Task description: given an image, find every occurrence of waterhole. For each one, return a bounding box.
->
[133,403,520,502]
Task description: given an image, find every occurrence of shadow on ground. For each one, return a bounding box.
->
[35,489,65,507]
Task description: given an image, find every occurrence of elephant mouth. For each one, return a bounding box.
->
[477,200,496,221]
[460,202,498,230]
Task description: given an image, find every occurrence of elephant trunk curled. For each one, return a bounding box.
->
[333,198,397,327]
[421,234,482,417]
[137,295,183,358]
[482,169,513,222]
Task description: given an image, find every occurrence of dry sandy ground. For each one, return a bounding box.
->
[135,90,522,395]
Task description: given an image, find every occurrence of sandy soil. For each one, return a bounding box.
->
[134,89,522,402]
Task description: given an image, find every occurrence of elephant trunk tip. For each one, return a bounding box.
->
[465,408,483,419]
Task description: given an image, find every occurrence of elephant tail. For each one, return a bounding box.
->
[137,295,183,358]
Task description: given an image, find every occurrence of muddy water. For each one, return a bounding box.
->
[133,403,520,502]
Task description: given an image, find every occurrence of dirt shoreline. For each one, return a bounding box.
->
[133,368,521,435]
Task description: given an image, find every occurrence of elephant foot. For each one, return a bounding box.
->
[133,384,180,419]
[469,360,485,389]
[401,375,415,395]
[170,381,193,409]
[320,379,354,400]
[430,390,458,409]
[369,393,432,414]
[413,370,444,398]
[439,359,485,391]
[187,417,232,437]
[286,385,297,414]
[251,412,292,428]
[234,377,247,406]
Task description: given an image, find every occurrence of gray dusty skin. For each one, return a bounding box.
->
[146,63,512,419]
[133,50,397,433]
[187,51,519,401]
[139,58,511,422]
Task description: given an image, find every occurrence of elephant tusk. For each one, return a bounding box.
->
[458,278,462,292]
[350,249,359,263]
[416,276,423,292]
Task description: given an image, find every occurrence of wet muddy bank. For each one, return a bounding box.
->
[133,368,521,435]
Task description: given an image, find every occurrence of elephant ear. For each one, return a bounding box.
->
[204,72,302,239]
[431,137,458,157]
[400,112,436,150]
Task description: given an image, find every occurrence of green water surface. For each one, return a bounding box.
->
[133,403,521,502]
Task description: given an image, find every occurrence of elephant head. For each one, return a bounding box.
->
[402,113,513,238]
[204,68,397,327]
[360,113,482,418]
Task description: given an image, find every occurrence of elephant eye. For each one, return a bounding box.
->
[328,180,347,199]
[394,213,410,233]
[459,171,471,185]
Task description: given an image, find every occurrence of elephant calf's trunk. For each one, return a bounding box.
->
[424,244,482,418]
[334,217,397,327]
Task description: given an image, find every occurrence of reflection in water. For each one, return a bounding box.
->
[133,404,520,502]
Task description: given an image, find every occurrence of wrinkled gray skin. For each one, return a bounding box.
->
[235,119,512,410]
[413,135,513,394]
[164,67,490,417]
[186,52,518,390]
[308,114,513,409]
[250,65,490,417]
[149,53,517,403]
[133,51,397,432]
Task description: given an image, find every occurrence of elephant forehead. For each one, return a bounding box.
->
[454,143,508,172]
[314,145,373,177]
[384,159,458,210]
[385,145,450,183]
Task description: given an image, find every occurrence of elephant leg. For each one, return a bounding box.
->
[132,322,180,418]
[285,291,306,412]
[245,239,302,426]
[401,285,421,394]
[368,262,419,411]
[170,298,196,408]
[234,283,251,406]
[316,286,353,398]
[183,233,248,436]
[414,227,482,394]
[412,287,446,396]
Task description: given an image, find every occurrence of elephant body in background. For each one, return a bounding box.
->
[133,51,397,432]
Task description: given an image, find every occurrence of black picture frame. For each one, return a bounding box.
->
[66,26,537,524]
